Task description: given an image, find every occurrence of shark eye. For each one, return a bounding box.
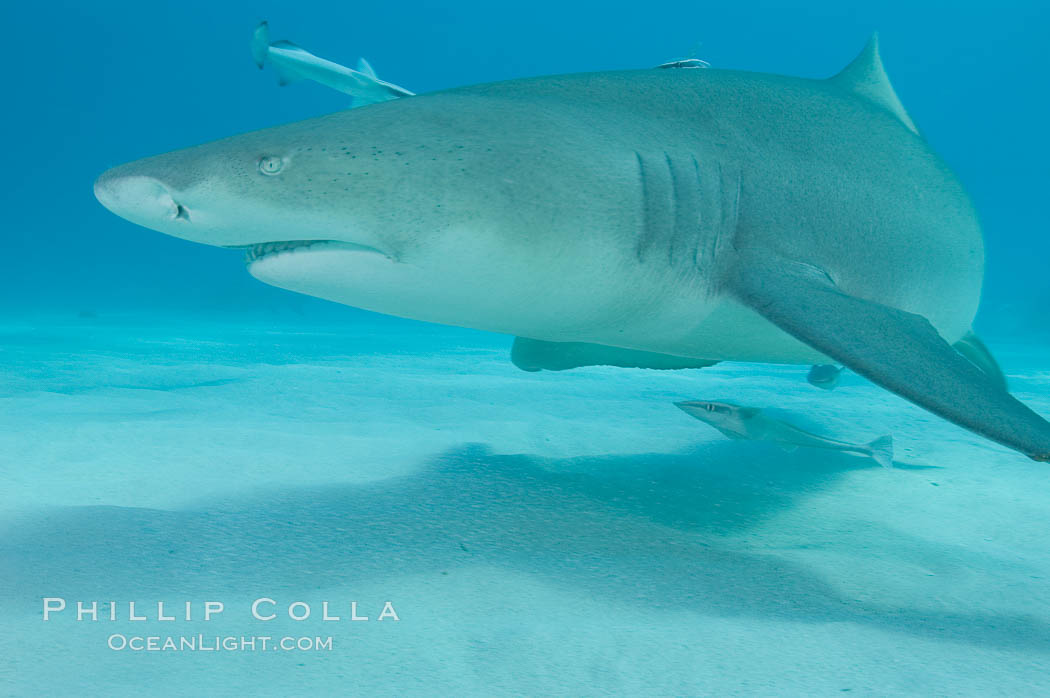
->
[258,156,284,176]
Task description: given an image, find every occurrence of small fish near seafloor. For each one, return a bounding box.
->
[676,400,894,468]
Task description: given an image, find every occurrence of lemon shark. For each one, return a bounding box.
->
[93,36,1050,462]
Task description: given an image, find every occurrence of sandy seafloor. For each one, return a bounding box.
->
[2,315,1049,696]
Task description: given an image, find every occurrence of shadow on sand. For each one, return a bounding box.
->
[3,441,1046,651]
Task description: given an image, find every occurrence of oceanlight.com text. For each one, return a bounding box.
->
[107,634,333,652]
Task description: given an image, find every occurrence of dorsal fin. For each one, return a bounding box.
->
[828,33,919,134]
[356,57,378,79]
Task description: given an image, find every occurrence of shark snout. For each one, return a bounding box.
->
[94,170,191,228]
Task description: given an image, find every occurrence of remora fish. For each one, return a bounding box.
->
[93,34,1050,462]
[250,21,413,106]
[676,400,894,468]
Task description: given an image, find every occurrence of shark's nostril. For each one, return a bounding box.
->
[174,203,190,221]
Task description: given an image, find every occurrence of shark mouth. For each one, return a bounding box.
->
[239,240,389,264]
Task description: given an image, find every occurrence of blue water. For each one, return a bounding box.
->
[3,1,1050,695]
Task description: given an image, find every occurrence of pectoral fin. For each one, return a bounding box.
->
[730,255,1050,462]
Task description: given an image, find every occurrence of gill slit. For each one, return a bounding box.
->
[635,151,654,261]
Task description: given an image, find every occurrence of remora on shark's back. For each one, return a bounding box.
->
[251,21,412,106]
[93,31,1050,462]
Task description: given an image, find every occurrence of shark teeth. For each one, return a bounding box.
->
[239,239,394,264]
[244,240,333,264]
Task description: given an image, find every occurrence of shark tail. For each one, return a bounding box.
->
[251,22,306,87]
[867,435,894,468]
[251,21,271,68]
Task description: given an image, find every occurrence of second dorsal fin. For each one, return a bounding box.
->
[828,34,919,135]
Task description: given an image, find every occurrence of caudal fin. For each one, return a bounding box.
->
[251,21,271,68]
[868,435,894,468]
